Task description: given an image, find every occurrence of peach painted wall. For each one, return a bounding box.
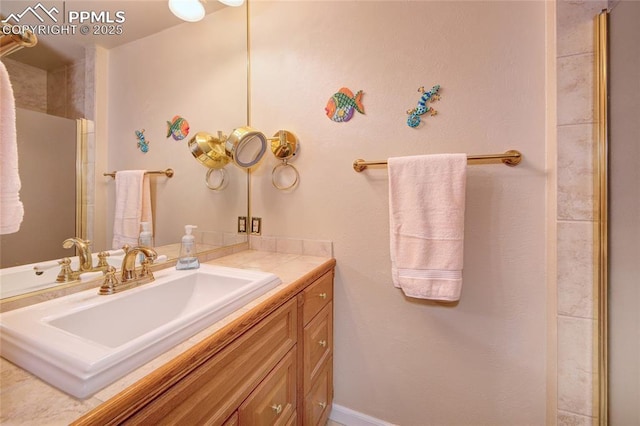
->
[249,1,547,424]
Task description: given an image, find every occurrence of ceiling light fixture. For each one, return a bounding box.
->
[218,0,245,6]
[168,0,205,22]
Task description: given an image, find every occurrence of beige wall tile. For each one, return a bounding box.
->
[557,221,594,318]
[557,0,607,57]
[557,124,596,220]
[47,67,67,117]
[276,238,303,255]
[68,60,86,119]
[302,239,333,258]
[558,54,595,126]
[558,410,595,426]
[558,316,595,416]
[4,59,47,112]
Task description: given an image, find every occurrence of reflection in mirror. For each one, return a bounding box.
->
[0,1,248,300]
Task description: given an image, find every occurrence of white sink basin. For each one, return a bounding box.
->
[0,264,281,398]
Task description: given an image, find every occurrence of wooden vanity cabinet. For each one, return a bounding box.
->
[299,271,334,426]
[73,264,334,426]
[123,298,298,425]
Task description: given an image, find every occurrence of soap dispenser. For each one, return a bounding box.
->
[138,222,154,263]
[176,225,199,270]
[139,222,154,247]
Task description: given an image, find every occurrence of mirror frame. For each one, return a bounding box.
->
[594,9,608,426]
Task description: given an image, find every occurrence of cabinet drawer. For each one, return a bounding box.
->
[302,271,333,325]
[125,298,297,425]
[239,348,296,426]
[304,356,333,426]
[303,302,332,394]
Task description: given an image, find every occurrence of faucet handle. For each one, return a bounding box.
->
[99,266,119,295]
[56,258,74,283]
[140,258,153,278]
[96,251,110,268]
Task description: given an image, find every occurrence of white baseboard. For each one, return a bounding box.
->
[329,404,398,426]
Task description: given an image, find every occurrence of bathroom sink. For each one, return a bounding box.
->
[0,264,281,398]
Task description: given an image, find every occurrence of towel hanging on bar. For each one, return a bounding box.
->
[104,168,174,179]
[353,150,522,172]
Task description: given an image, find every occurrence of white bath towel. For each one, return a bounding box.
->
[0,60,24,235]
[388,154,467,301]
[111,170,152,249]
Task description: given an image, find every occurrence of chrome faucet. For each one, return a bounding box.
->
[62,237,93,272]
[99,245,157,295]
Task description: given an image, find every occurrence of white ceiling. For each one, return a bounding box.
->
[1,0,226,69]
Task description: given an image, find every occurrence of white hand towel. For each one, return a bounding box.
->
[0,60,24,235]
[111,170,152,249]
[388,154,467,301]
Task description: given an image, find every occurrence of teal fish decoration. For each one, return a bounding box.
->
[166,116,190,141]
[325,88,365,122]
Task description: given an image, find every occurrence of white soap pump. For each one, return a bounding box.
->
[138,221,154,263]
[139,222,153,247]
[176,225,199,270]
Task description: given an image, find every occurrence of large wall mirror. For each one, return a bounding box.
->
[0,1,248,300]
[595,3,640,424]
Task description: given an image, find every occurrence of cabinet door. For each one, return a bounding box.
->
[304,357,333,426]
[303,302,333,395]
[239,348,297,426]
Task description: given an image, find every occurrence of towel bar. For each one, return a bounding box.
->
[352,150,522,172]
[103,169,175,178]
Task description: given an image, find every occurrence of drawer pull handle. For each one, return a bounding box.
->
[271,404,283,415]
[318,402,327,409]
[319,340,327,348]
[318,292,327,299]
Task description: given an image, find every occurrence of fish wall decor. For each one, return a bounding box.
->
[166,115,190,141]
[325,88,365,122]
[406,85,441,128]
[135,129,149,153]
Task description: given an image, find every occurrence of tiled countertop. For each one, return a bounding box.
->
[0,250,334,425]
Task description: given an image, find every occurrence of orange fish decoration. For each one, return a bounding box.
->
[166,116,189,141]
[325,88,364,122]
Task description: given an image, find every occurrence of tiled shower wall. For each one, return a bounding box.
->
[556,0,606,424]
[3,56,89,120]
